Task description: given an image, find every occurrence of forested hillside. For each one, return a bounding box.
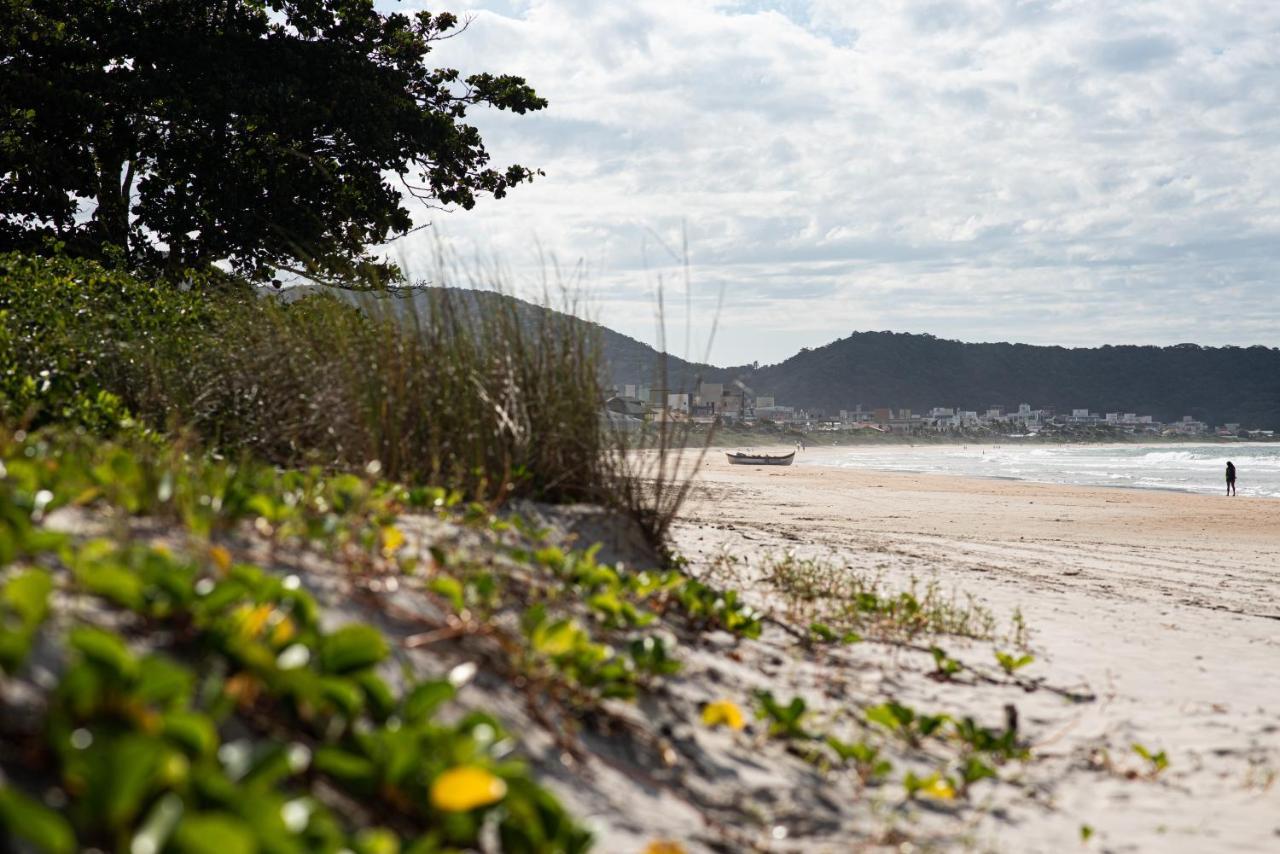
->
[740,332,1280,428]
[294,288,1280,427]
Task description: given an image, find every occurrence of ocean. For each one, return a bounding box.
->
[809,443,1280,498]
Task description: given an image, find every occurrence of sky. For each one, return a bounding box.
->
[378,1,1280,367]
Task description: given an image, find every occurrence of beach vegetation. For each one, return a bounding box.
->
[1131,743,1169,776]
[824,737,893,783]
[952,716,1028,762]
[864,702,950,747]
[754,691,813,740]
[902,770,957,801]
[0,430,596,851]
[760,552,998,640]
[930,646,963,679]
[0,252,696,543]
[0,420,782,849]
[995,650,1035,675]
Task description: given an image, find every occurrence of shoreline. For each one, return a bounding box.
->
[784,444,1279,500]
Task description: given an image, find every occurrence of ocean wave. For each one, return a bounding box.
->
[819,445,1280,498]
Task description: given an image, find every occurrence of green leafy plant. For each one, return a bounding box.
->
[952,716,1028,762]
[825,737,893,783]
[810,622,861,645]
[0,429,597,852]
[902,770,956,801]
[930,646,962,679]
[673,579,763,638]
[755,691,813,740]
[995,651,1035,675]
[865,702,949,747]
[1132,743,1169,775]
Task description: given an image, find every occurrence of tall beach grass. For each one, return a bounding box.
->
[0,251,703,542]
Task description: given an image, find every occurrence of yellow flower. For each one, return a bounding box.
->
[643,842,688,854]
[209,545,233,573]
[701,699,746,731]
[381,525,406,558]
[430,766,507,812]
[270,616,296,646]
[234,603,273,639]
[920,776,956,800]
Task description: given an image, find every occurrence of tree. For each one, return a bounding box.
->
[0,1,546,284]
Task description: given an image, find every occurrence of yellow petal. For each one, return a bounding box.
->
[234,603,273,639]
[430,766,507,812]
[644,842,688,854]
[381,525,405,558]
[700,699,746,731]
[270,616,296,646]
[209,545,233,573]
[921,776,956,800]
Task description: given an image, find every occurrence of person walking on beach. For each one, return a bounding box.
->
[1226,461,1237,496]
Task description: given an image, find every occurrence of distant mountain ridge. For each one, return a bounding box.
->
[283,286,1280,428]
[735,332,1280,429]
[604,326,1280,429]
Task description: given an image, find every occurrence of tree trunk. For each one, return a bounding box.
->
[93,155,131,263]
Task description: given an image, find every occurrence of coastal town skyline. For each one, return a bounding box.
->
[607,380,1272,437]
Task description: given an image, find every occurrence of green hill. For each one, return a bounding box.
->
[286,287,1280,427]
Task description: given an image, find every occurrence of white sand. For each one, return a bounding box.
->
[671,446,1280,852]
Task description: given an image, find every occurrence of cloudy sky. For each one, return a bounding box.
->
[381,0,1280,366]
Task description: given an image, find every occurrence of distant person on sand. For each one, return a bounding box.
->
[1226,461,1237,496]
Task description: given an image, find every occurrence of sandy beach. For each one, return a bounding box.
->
[671,446,1280,852]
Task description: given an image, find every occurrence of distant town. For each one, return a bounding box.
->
[606,381,1275,439]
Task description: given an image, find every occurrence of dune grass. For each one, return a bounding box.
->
[0,252,696,541]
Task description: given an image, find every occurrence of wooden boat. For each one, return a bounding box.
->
[726,450,795,466]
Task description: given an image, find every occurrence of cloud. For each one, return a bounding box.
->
[380,0,1280,365]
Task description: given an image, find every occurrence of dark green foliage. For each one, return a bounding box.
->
[0,253,612,506]
[0,1,544,282]
[685,331,1280,429]
[754,691,811,739]
[864,701,949,746]
[952,716,1027,762]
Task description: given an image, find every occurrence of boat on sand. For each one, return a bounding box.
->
[726,450,795,466]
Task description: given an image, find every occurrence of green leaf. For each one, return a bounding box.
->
[995,651,1035,674]
[136,655,195,707]
[808,622,837,642]
[69,626,139,681]
[319,624,388,674]
[531,618,582,657]
[403,679,455,723]
[318,676,365,717]
[162,711,219,759]
[960,756,997,786]
[131,793,184,854]
[865,702,907,731]
[84,734,165,830]
[0,568,53,671]
[3,568,52,625]
[355,827,401,854]
[171,812,257,854]
[313,747,378,788]
[0,786,76,854]
[428,576,464,612]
